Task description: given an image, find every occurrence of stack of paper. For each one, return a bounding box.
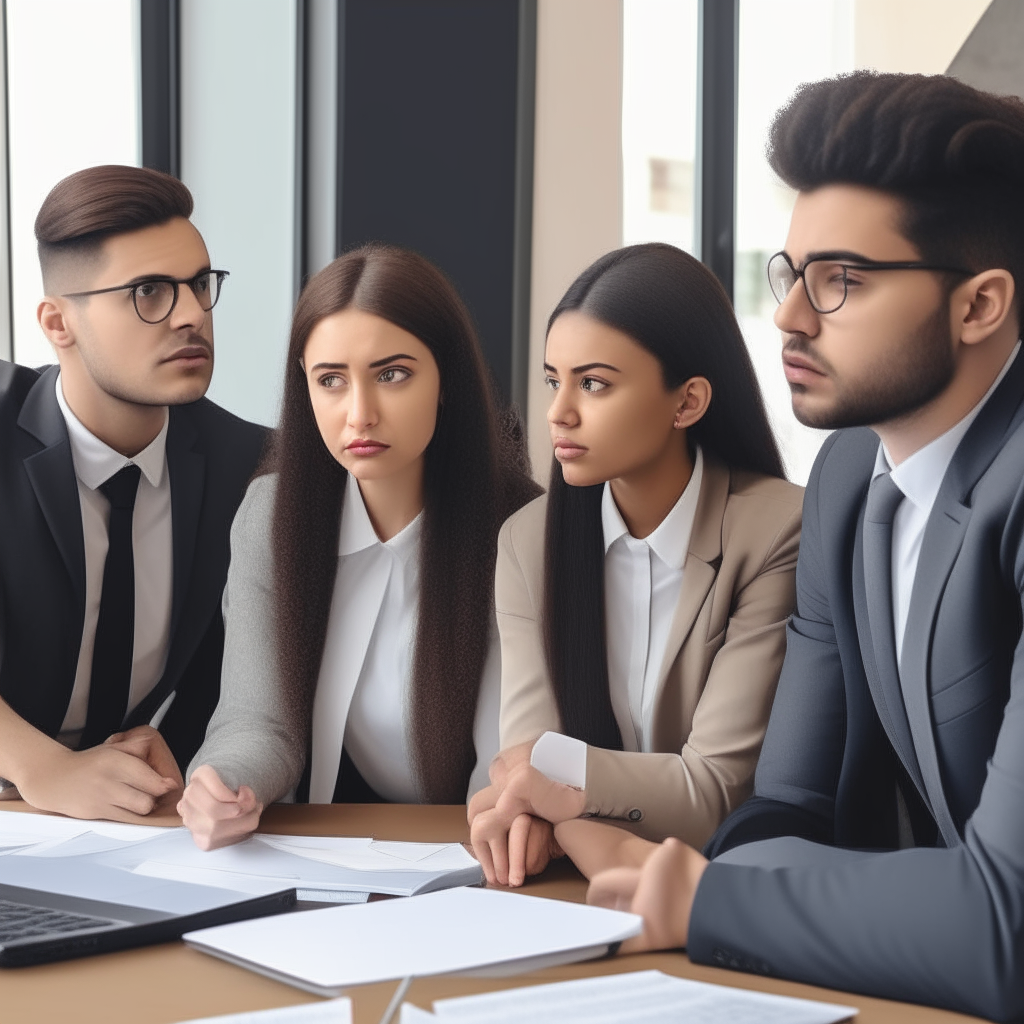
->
[0,810,482,902]
[184,887,643,996]
[397,971,858,1024]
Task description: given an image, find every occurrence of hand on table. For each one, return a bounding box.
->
[586,836,708,953]
[16,725,182,821]
[178,764,263,850]
[554,817,659,879]
[468,754,585,887]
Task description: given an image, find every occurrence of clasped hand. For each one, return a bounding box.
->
[467,742,585,887]
[178,764,263,850]
[17,725,183,821]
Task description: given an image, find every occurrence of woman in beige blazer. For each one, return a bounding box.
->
[469,243,803,886]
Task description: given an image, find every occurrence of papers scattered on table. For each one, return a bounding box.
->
[0,807,173,846]
[108,831,481,898]
[397,970,858,1024]
[184,887,643,997]
[0,810,481,901]
[257,835,479,874]
[174,998,351,1024]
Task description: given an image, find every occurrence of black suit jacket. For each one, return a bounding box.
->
[0,360,267,770]
[691,350,1024,1021]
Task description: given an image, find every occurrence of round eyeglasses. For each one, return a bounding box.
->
[63,269,229,324]
[766,251,973,314]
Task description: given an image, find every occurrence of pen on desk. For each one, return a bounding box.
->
[378,975,414,1024]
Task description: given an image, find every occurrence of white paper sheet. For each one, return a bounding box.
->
[0,812,480,898]
[410,970,857,1024]
[0,808,176,845]
[256,836,477,872]
[134,860,303,896]
[174,997,351,1023]
[185,887,642,996]
[131,860,368,904]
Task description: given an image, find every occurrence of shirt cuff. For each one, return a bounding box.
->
[530,731,587,789]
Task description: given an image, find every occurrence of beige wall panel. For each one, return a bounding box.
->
[854,0,990,74]
[527,0,624,481]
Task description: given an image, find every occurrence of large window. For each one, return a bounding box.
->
[6,0,139,368]
[621,0,699,255]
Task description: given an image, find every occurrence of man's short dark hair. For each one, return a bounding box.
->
[768,71,1024,320]
[35,164,194,288]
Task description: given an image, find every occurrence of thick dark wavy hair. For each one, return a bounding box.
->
[768,70,1024,318]
[268,243,540,802]
[543,243,784,750]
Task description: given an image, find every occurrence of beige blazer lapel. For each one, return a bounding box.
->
[649,460,730,747]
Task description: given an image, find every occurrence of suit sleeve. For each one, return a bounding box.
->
[187,475,306,806]
[583,500,802,847]
[496,502,562,748]
[687,445,1024,1022]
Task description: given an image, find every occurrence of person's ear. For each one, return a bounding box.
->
[955,269,1015,347]
[37,298,76,352]
[672,376,712,430]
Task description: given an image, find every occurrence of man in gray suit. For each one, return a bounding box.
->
[582,71,1024,1020]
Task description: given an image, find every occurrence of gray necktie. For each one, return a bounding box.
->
[865,470,905,529]
[862,469,906,708]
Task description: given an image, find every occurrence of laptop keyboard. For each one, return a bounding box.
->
[0,898,117,943]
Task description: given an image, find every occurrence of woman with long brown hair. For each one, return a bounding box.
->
[469,243,802,886]
[178,244,539,848]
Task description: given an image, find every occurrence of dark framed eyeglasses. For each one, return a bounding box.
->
[766,251,974,315]
[63,269,229,324]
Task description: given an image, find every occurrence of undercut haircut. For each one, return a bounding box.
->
[768,71,1024,322]
[35,164,194,289]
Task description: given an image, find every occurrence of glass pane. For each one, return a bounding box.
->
[736,0,990,483]
[180,0,298,428]
[622,0,700,254]
[6,0,139,368]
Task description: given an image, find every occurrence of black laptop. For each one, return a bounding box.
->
[0,857,294,967]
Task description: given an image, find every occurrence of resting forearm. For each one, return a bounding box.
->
[583,746,733,846]
[0,697,67,789]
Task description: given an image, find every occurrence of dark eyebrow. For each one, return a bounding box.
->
[571,362,620,375]
[542,361,621,375]
[308,353,419,373]
[368,353,418,368]
[792,249,875,268]
[119,265,213,287]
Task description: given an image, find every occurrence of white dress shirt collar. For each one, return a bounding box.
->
[873,340,1021,500]
[338,476,421,562]
[55,374,168,490]
[601,446,704,568]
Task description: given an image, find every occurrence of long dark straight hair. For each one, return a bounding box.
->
[269,243,539,802]
[543,243,784,749]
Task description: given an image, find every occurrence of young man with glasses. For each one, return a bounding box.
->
[562,72,1024,1019]
[0,165,266,821]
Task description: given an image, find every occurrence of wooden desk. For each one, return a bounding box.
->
[0,803,985,1024]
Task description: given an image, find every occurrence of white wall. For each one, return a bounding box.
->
[179,0,299,427]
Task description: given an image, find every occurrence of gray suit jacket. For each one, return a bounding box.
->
[690,350,1024,1021]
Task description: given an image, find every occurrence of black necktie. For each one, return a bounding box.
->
[81,464,142,748]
